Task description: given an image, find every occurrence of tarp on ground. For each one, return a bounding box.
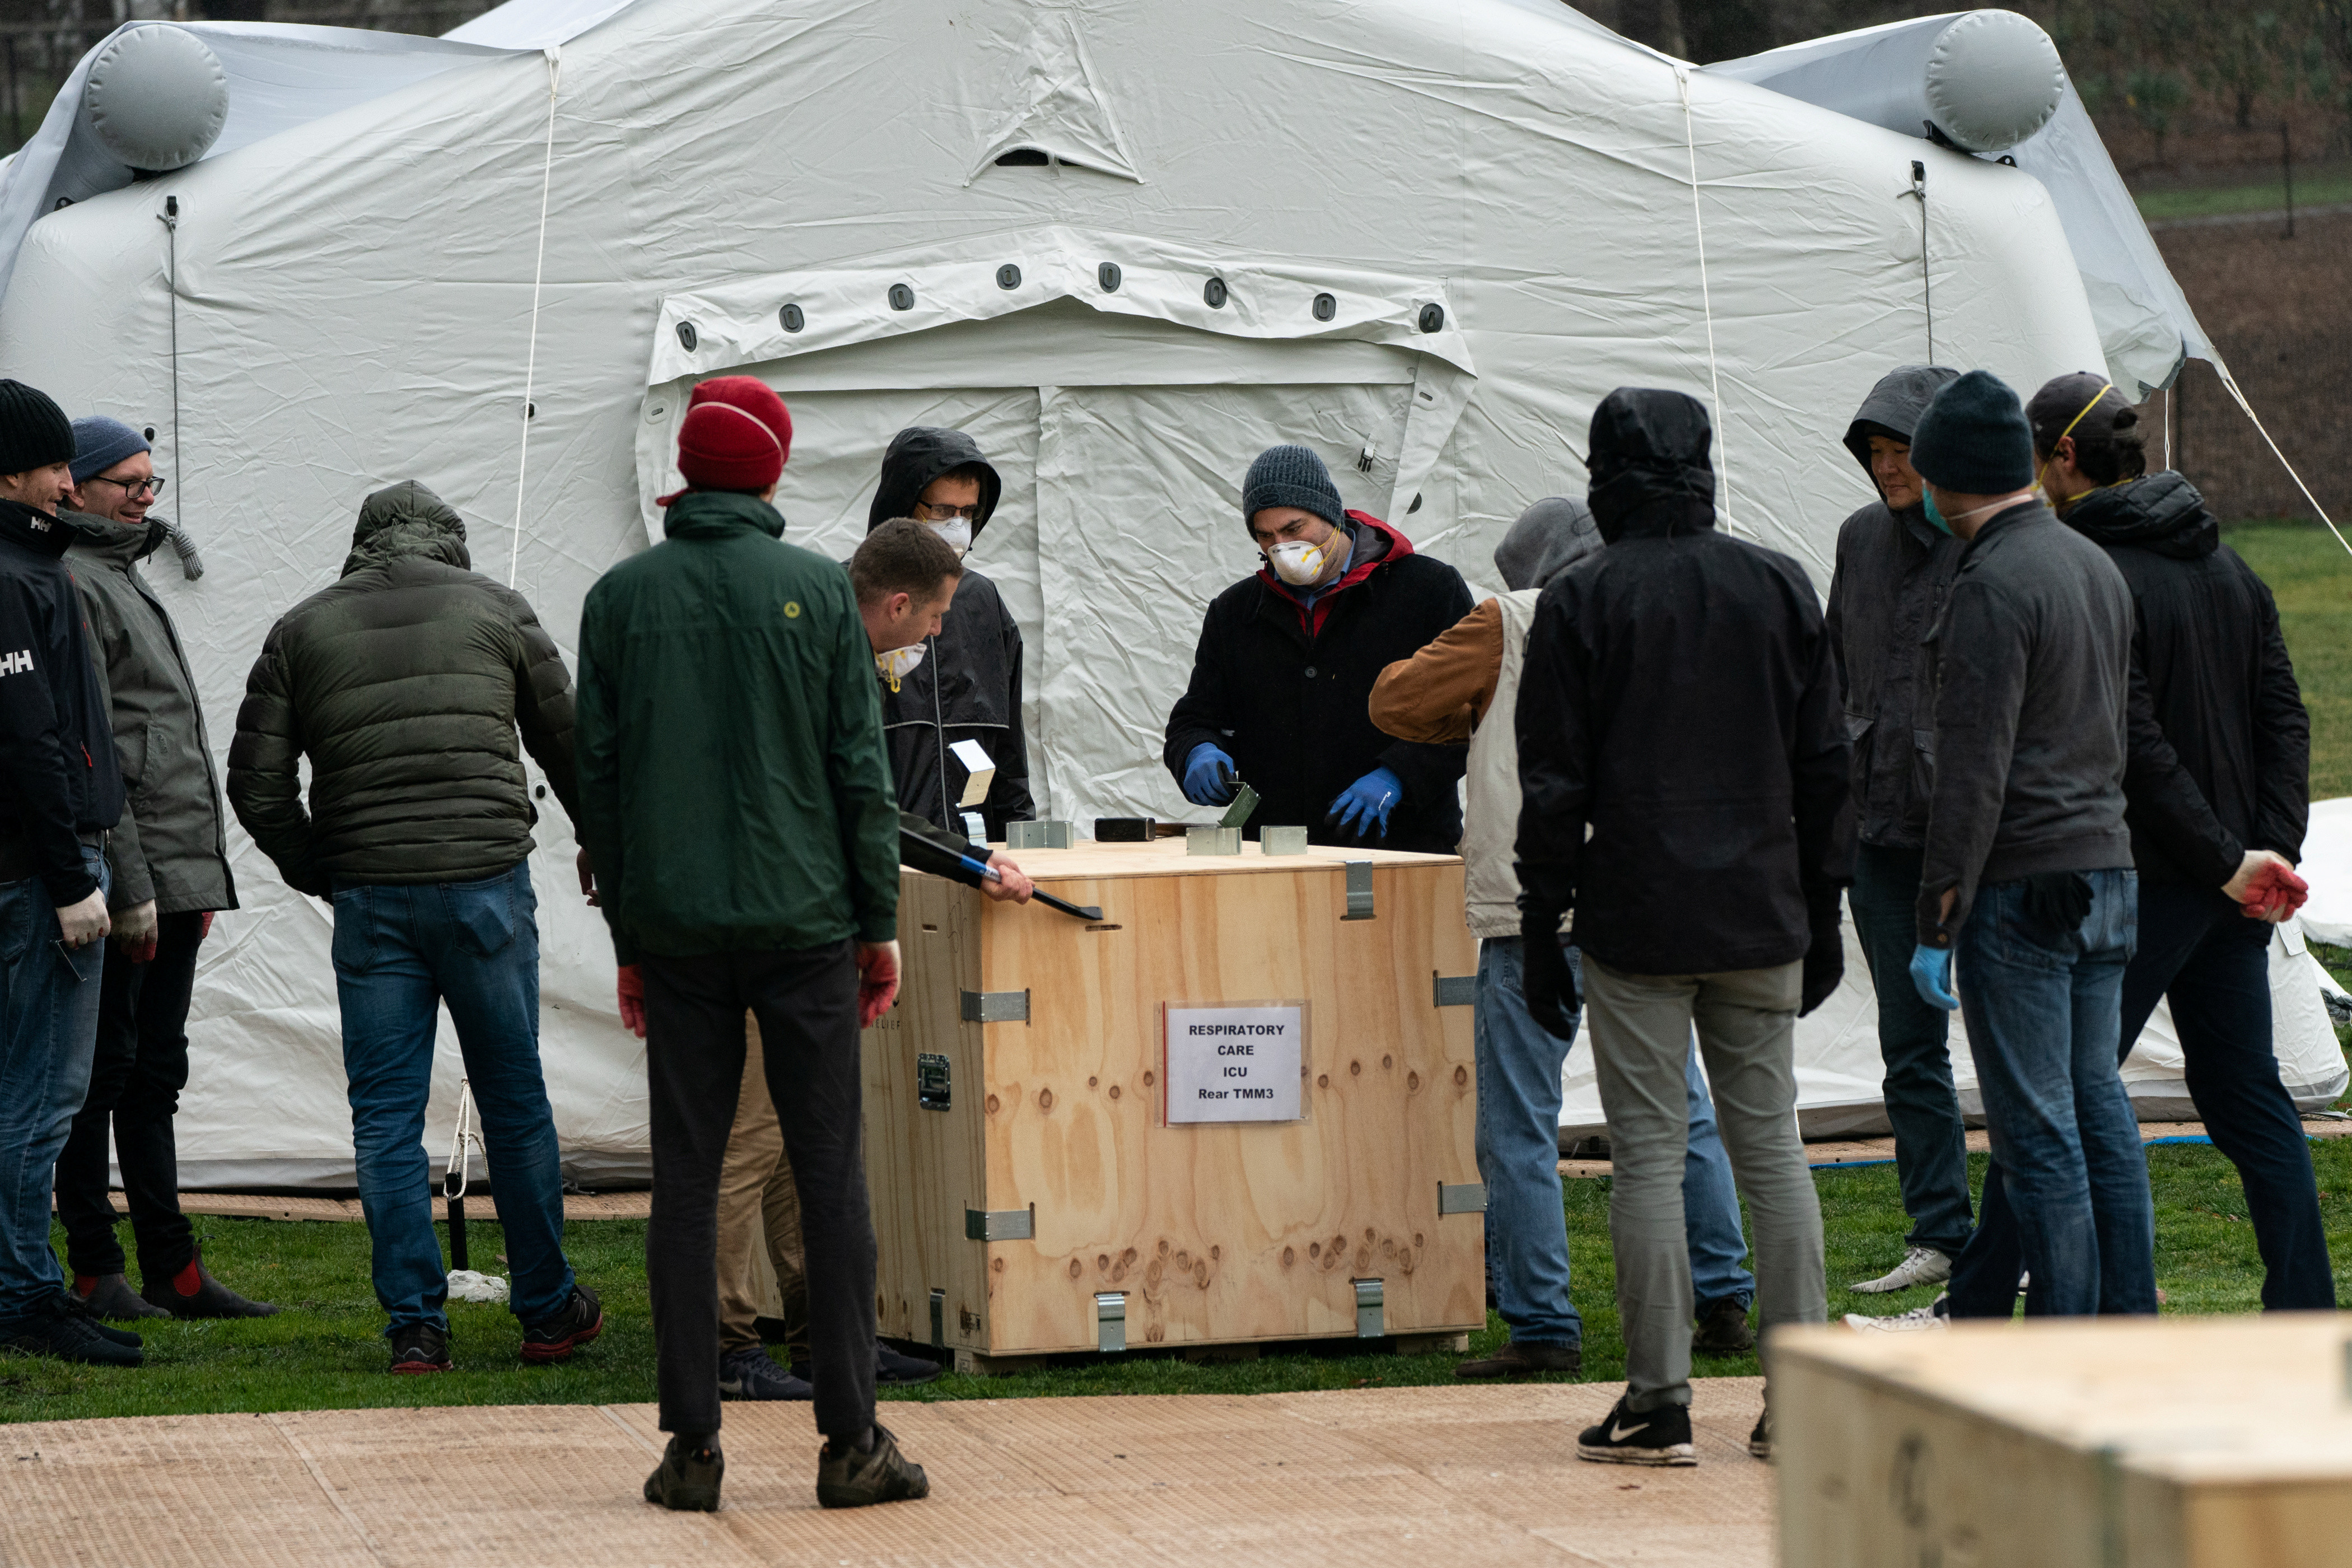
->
[2,0,2325,1186]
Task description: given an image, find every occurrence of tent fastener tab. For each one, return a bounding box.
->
[996,263,1022,290]
[889,283,916,310]
[1203,276,1228,309]
[1312,291,1336,321]
[675,320,697,351]
[1417,302,1445,334]
[779,302,804,333]
[1097,262,1121,292]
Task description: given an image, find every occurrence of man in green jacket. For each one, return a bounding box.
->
[575,377,923,1513]
[227,480,603,1376]
[55,416,274,1323]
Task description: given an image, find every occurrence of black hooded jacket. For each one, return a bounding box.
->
[865,427,1033,837]
[1823,365,1963,849]
[2064,471,2307,884]
[0,498,122,904]
[1515,389,1851,976]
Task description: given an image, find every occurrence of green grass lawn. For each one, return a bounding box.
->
[2134,164,2352,222]
[2225,522,2352,797]
[12,1138,2349,1424]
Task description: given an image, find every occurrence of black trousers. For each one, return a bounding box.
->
[55,912,204,1281]
[642,940,876,1439]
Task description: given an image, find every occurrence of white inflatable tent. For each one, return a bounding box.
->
[0,0,2335,1185]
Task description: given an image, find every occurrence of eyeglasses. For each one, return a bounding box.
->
[86,474,166,500]
[914,500,981,522]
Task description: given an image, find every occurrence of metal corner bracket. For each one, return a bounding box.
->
[964,1203,1035,1242]
[960,988,1030,1023]
[1342,860,1375,921]
[1352,1277,1384,1337]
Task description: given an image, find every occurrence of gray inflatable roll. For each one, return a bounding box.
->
[82,25,230,174]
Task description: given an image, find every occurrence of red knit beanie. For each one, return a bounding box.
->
[675,376,791,493]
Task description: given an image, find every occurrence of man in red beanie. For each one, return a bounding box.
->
[575,376,925,1511]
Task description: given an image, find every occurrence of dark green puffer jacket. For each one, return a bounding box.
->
[226,482,579,895]
[575,488,897,964]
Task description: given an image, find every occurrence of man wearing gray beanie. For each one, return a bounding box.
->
[1894,367,2154,1324]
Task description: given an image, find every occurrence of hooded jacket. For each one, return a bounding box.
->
[0,498,122,905]
[1915,500,2135,944]
[577,488,898,964]
[1164,512,1473,855]
[864,427,1033,837]
[1824,365,1963,848]
[64,511,236,915]
[227,482,580,895]
[1515,389,1851,975]
[2062,471,2307,884]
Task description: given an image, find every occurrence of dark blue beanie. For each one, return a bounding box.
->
[1241,444,1345,530]
[70,416,150,485]
[1907,370,2034,494]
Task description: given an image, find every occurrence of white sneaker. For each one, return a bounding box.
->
[1843,1294,1949,1333]
[1846,1245,1953,1294]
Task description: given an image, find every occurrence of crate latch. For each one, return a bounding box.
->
[1342,860,1375,921]
[1438,1182,1487,1216]
[917,1052,951,1110]
[1095,1292,1127,1354]
[1432,974,1475,1007]
[959,989,1030,1023]
[928,1287,945,1349]
[1352,1277,1384,1337]
[964,1203,1035,1242]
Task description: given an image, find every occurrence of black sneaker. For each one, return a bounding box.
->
[817,1423,930,1509]
[644,1434,723,1511]
[59,1289,146,1348]
[1749,1408,1772,1461]
[74,1273,169,1322]
[1692,1296,1756,1355]
[719,1346,813,1401]
[521,1284,603,1364]
[1576,1394,1696,1466]
[389,1322,451,1374]
[875,1339,940,1385]
[0,1292,143,1366]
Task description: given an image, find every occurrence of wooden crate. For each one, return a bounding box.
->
[1774,1315,2352,1568]
[860,837,1483,1366]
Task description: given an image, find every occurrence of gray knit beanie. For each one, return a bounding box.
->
[69,416,151,484]
[1240,444,1346,530]
[0,380,75,477]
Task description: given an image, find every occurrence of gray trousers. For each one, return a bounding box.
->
[1583,955,1826,1412]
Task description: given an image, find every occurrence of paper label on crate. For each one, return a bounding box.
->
[1164,1004,1303,1123]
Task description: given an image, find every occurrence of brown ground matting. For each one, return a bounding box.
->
[0,1383,1772,1568]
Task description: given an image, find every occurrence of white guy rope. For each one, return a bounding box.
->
[1676,67,1734,531]
[2210,355,2348,557]
[508,45,562,590]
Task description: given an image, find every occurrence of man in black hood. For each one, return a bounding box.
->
[2032,372,2328,1311]
[864,427,1033,839]
[1515,389,1847,1466]
[1823,366,1973,1299]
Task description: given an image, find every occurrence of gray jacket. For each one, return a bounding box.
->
[1824,365,1961,849]
[1916,501,2134,944]
[64,512,237,914]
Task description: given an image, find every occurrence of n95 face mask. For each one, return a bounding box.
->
[875,643,926,691]
[926,517,972,558]
[1266,539,1327,585]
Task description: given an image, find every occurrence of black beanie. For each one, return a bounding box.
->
[1907,370,2034,494]
[1241,444,1346,530]
[0,380,73,478]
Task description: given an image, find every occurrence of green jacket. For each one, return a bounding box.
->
[575,489,897,964]
[64,513,237,916]
[226,482,579,895]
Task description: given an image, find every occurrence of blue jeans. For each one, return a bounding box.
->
[332,862,575,1333]
[0,849,108,1322]
[1946,870,2156,1319]
[1473,938,1754,1348]
[2120,880,2334,1310]
[1850,842,1973,1256]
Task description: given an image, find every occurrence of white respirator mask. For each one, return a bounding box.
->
[926,517,973,558]
[875,643,926,691]
[1266,538,1328,586]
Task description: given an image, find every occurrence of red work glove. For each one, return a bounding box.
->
[616,964,647,1038]
[855,940,901,1029]
[2241,860,2309,923]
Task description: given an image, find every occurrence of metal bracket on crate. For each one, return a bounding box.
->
[1352,1277,1385,1338]
[1432,974,1476,1007]
[1342,860,1376,921]
[965,1203,1035,1242]
[930,1288,946,1350]
[960,989,1030,1023]
[1095,1292,1127,1354]
[1438,1182,1487,1216]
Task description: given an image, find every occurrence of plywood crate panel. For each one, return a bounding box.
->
[1774,1314,2352,1568]
[862,838,1482,1359]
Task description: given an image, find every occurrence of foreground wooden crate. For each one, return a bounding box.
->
[858,837,1483,1370]
[1774,1314,2352,1568]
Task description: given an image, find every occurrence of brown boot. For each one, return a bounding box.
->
[1692,1296,1756,1355]
[1454,1339,1582,1379]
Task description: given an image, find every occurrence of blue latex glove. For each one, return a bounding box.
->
[1910,944,1958,1011]
[1327,766,1404,839]
[1182,743,1238,807]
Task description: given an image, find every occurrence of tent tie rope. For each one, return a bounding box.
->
[509,45,562,591]
[2206,356,2347,557]
[1676,66,1733,534]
